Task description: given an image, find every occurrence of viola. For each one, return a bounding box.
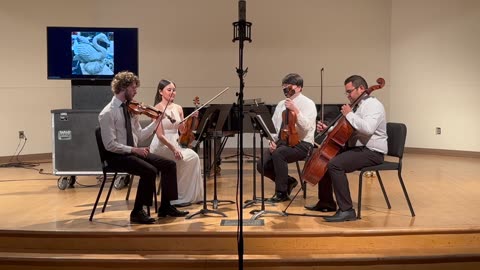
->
[127,100,176,124]
[178,96,200,148]
[301,78,385,185]
[279,86,300,147]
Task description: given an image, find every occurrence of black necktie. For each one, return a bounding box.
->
[122,102,134,146]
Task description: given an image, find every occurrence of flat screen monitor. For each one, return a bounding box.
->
[47,26,138,80]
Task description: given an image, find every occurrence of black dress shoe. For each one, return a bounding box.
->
[158,205,189,217]
[267,192,289,203]
[287,177,298,196]
[130,209,156,224]
[323,209,357,222]
[304,201,337,212]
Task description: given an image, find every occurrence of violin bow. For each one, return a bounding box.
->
[320,67,324,123]
[179,87,230,124]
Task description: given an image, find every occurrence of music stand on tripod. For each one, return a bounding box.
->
[249,114,286,220]
[243,104,276,208]
[186,107,228,219]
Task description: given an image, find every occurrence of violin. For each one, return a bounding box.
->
[178,96,200,148]
[279,86,300,147]
[301,78,385,185]
[127,100,176,124]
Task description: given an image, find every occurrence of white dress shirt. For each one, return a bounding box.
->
[271,93,317,145]
[346,96,388,154]
[98,96,158,154]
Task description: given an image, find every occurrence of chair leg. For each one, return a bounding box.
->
[375,171,391,209]
[295,161,306,199]
[397,171,415,217]
[101,173,117,213]
[357,173,363,219]
[153,177,158,213]
[125,175,134,201]
[157,174,162,195]
[89,171,109,221]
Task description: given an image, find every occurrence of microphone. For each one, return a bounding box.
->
[239,0,246,21]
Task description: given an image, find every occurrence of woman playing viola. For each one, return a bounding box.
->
[149,79,203,207]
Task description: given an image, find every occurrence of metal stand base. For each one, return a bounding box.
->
[198,199,235,210]
[250,209,286,220]
[243,197,273,208]
[186,208,226,219]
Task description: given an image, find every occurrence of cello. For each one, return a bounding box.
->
[301,78,385,185]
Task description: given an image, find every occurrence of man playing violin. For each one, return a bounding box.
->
[257,73,317,202]
[98,71,188,224]
[305,75,387,222]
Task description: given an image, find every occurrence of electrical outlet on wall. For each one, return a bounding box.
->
[18,131,25,139]
[435,127,441,135]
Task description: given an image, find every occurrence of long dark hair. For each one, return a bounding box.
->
[153,79,176,105]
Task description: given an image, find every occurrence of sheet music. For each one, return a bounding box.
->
[254,115,275,142]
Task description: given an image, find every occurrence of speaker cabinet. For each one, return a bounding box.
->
[51,109,101,175]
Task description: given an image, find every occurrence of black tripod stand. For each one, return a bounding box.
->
[249,115,286,220]
[232,1,252,269]
[207,128,235,209]
[186,115,227,219]
[242,119,264,208]
[243,107,275,209]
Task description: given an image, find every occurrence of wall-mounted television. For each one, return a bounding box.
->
[47,27,138,80]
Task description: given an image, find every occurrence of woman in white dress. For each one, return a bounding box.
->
[149,79,203,207]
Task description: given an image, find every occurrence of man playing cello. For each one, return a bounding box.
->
[305,75,387,222]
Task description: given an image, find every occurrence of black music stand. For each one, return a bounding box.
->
[186,109,227,219]
[243,104,276,208]
[222,102,258,161]
[249,114,286,220]
[195,105,235,210]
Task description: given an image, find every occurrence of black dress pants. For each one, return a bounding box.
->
[318,147,384,211]
[108,153,178,210]
[257,141,311,194]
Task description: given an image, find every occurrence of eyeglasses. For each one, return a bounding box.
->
[344,87,357,96]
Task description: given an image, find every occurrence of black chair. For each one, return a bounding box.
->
[357,122,415,219]
[89,127,157,221]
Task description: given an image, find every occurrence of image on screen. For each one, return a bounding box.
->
[71,31,114,76]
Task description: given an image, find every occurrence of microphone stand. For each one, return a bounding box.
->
[232,1,251,269]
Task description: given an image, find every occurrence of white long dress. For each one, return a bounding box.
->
[149,106,203,204]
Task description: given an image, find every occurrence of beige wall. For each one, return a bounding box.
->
[0,0,477,157]
[390,0,480,152]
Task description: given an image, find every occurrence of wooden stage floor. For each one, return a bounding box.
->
[1,152,480,269]
[1,152,479,233]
